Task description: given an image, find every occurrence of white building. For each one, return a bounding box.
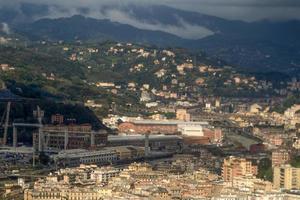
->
[140,91,152,102]
[91,167,120,184]
[53,149,118,167]
[177,122,210,136]
[96,82,115,88]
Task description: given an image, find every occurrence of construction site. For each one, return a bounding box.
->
[0,85,110,199]
[0,85,181,199]
[0,88,108,162]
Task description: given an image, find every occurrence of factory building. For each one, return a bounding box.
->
[52,146,145,167]
[118,120,211,135]
[177,121,210,136]
[118,120,179,134]
[118,120,221,145]
[33,124,107,151]
[182,128,223,145]
[107,134,183,152]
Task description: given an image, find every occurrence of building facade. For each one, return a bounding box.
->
[52,146,145,167]
[272,149,290,167]
[33,124,107,151]
[51,114,64,125]
[107,134,183,152]
[273,164,300,190]
[118,120,178,134]
[222,156,258,183]
[176,109,191,121]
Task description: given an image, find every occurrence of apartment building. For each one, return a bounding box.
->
[222,156,258,182]
[272,149,290,167]
[273,164,300,190]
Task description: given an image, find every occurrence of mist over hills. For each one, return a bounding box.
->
[1,3,300,73]
[17,15,188,47]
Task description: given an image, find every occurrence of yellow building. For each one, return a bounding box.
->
[232,175,273,192]
[222,156,258,183]
[114,146,145,160]
[271,149,290,167]
[176,109,190,121]
[24,188,102,200]
[273,164,300,190]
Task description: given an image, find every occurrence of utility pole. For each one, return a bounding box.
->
[32,136,36,167]
[145,132,150,158]
[13,125,17,148]
[64,128,68,151]
[111,102,117,114]
[38,109,44,152]
[193,55,197,67]
[90,131,95,148]
[3,101,11,146]
[33,106,44,153]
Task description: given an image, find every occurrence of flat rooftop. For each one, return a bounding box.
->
[108,134,183,142]
[54,146,143,159]
[129,120,209,126]
[0,146,34,154]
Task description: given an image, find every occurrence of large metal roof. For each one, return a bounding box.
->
[108,134,183,142]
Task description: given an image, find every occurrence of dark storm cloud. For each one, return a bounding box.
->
[1,0,300,21]
[164,0,300,21]
[1,0,300,39]
[176,0,300,7]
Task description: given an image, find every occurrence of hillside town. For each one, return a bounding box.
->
[1,91,300,199]
[0,26,300,200]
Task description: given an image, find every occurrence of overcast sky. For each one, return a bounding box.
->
[1,0,300,21]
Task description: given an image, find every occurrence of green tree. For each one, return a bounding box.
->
[257,158,273,181]
[291,156,300,167]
